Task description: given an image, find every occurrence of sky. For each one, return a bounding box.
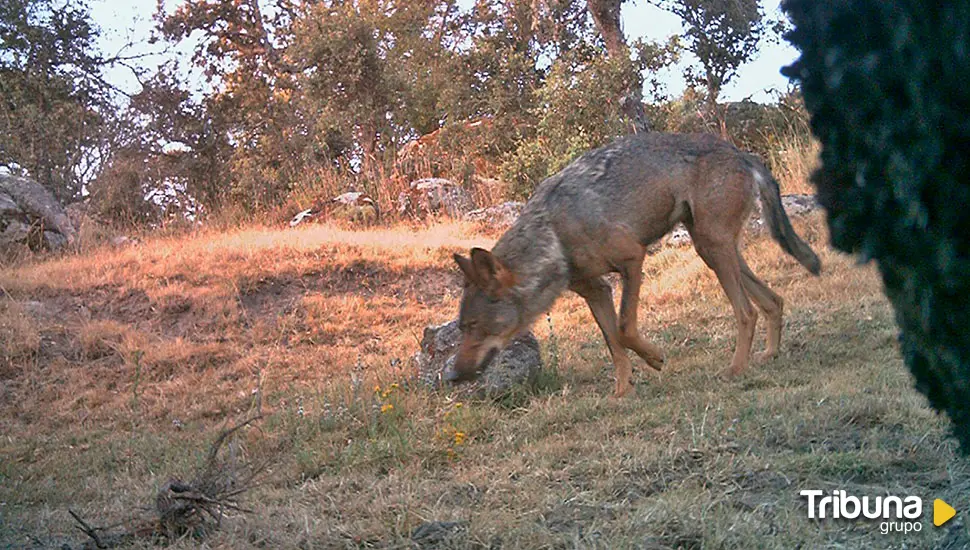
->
[89,0,798,103]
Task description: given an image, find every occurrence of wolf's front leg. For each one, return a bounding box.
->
[616,259,665,371]
[571,277,636,398]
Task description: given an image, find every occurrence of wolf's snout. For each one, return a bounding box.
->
[443,362,478,384]
[442,365,461,382]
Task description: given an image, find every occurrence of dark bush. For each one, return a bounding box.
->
[783,1,970,451]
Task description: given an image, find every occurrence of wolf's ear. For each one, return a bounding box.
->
[470,247,516,295]
[453,253,480,287]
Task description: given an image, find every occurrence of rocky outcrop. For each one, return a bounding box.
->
[463,201,524,229]
[0,174,77,250]
[397,178,475,219]
[331,191,379,224]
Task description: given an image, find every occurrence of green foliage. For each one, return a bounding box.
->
[0,0,110,200]
[88,152,160,226]
[783,1,970,451]
[500,38,681,198]
[149,0,613,213]
[88,66,232,223]
[650,0,766,131]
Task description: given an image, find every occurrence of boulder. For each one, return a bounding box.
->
[330,192,379,225]
[780,193,821,217]
[0,220,31,246]
[43,231,68,250]
[0,173,76,250]
[464,201,524,229]
[0,192,19,217]
[413,320,542,396]
[397,178,474,219]
[289,207,317,227]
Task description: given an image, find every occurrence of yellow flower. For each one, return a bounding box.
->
[390,383,399,390]
[374,385,381,394]
[453,431,466,445]
[455,402,463,409]
[381,403,394,413]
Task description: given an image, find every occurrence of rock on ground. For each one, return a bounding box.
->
[397,178,475,219]
[0,174,77,250]
[412,320,542,396]
[330,191,379,225]
[0,191,19,217]
[463,201,524,229]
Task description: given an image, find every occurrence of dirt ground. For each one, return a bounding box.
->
[0,218,967,549]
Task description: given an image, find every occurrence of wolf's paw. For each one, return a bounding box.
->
[634,345,665,371]
[611,380,636,399]
[721,364,746,378]
[753,350,777,365]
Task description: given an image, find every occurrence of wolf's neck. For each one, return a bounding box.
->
[492,210,570,324]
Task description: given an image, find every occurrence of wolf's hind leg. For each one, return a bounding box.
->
[571,277,636,398]
[738,254,784,363]
[691,236,758,377]
[616,257,665,370]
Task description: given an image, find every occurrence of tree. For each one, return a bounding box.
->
[0,0,113,201]
[585,0,652,132]
[650,0,766,137]
[156,0,478,209]
[151,0,681,214]
[155,0,303,211]
[784,0,970,452]
[87,64,232,223]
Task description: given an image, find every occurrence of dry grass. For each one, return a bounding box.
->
[768,130,820,196]
[0,214,967,549]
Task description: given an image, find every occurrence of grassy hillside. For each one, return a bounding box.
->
[1,216,967,549]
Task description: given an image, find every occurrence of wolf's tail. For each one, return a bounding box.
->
[749,158,821,275]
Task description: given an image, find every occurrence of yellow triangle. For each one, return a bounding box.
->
[934,499,956,527]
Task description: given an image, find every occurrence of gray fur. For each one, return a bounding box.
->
[744,157,822,275]
[454,132,821,387]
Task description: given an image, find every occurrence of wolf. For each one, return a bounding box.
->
[448,132,821,397]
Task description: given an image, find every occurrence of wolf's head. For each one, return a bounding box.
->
[446,247,524,383]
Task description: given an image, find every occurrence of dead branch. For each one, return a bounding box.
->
[65,415,267,549]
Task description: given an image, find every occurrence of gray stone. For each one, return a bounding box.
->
[43,230,68,250]
[781,193,821,217]
[0,191,19,217]
[413,320,542,396]
[0,173,76,244]
[464,201,524,228]
[330,192,379,224]
[289,208,316,227]
[0,220,30,245]
[398,178,474,219]
[658,194,822,249]
[665,223,692,247]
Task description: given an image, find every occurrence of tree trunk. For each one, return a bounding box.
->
[707,81,729,139]
[587,0,626,57]
[587,0,651,133]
